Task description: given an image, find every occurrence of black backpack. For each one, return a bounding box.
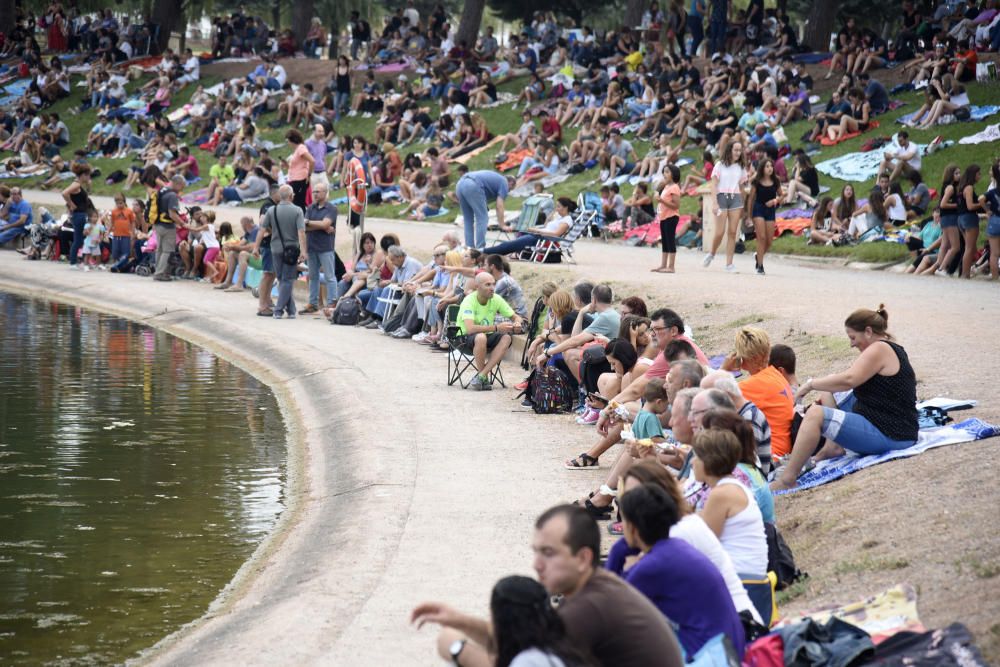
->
[331,297,362,325]
[520,366,575,414]
[765,522,805,590]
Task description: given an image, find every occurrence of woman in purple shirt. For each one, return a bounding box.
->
[609,483,747,658]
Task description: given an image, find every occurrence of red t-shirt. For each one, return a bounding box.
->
[541,118,562,143]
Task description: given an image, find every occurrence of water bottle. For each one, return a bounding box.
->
[685,36,694,56]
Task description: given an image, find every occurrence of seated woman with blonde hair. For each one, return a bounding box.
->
[771,305,918,491]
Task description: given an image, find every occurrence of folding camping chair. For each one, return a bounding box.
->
[519,207,591,264]
[445,304,506,389]
[377,284,404,324]
[488,193,553,246]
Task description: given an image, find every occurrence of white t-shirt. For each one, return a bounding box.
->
[271,65,287,86]
[671,514,762,623]
[403,7,419,27]
[510,648,567,667]
[200,223,219,249]
[713,162,745,193]
[184,55,200,79]
[541,213,571,234]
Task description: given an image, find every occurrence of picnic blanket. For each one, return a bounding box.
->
[792,52,832,64]
[816,135,928,182]
[452,136,503,165]
[958,122,1000,144]
[775,584,925,643]
[775,217,811,236]
[819,120,880,146]
[897,104,1000,126]
[776,417,998,495]
[509,172,571,197]
[0,78,32,107]
[180,187,212,205]
[496,148,534,172]
[777,208,814,220]
[423,207,450,218]
[623,216,692,246]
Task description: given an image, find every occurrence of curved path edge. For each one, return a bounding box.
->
[0,259,416,665]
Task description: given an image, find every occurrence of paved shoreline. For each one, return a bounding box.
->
[0,251,573,665]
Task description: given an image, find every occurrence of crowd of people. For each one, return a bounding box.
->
[0,3,994,664]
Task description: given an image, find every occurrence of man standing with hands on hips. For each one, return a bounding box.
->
[456,170,515,250]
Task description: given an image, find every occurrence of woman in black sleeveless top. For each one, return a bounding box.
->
[61,163,93,267]
[772,305,918,490]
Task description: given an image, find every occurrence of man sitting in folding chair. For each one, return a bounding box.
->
[483,197,577,256]
[358,245,423,329]
[454,273,525,391]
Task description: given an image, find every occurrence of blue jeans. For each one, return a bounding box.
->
[69,211,88,265]
[708,19,727,55]
[112,238,146,272]
[484,234,540,256]
[111,236,131,263]
[128,135,147,149]
[457,176,490,250]
[365,285,393,317]
[334,91,350,119]
[687,15,704,55]
[0,225,27,245]
[307,250,339,307]
[274,256,298,317]
[821,393,917,455]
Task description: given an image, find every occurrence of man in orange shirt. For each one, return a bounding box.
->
[723,326,795,459]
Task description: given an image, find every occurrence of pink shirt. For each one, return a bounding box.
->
[644,335,710,379]
[288,143,312,181]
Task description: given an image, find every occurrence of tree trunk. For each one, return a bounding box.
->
[802,1,839,52]
[329,22,339,59]
[178,11,187,53]
[455,0,485,49]
[624,0,645,28]
[291,0,313,47]
[0,0,15,36]
[151,0,183,54]
[272,0,281,32]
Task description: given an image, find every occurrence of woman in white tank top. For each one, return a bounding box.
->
[693,429,769,576]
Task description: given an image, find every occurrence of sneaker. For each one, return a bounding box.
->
[725,263,737,273]
[479,374,493,391]
[702,253,715,267]
[514,379,529,391]
[756,263,765,275]
[391,327,411,338]
[599,169,609,181]
[468,375,485,391]
[521,398,534,408]
[576,408,600,425]
[70,264,81,271]
[412,331,429,342]
[934,269,948,277]
[83,265,91,272]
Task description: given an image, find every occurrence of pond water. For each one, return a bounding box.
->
[0,292,286,665]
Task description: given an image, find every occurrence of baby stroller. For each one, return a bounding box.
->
[24,208,61,260]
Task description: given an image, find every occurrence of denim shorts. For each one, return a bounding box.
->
[988,215,1000,237]
[957,213,980,232]
[751,202,775,222]
[820,393,916,456]
[716,192,743,211]
[939,213,958,229]
[261,245,273,273]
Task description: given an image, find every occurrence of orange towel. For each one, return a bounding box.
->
[496,148,535,172]
[820,120,880,147]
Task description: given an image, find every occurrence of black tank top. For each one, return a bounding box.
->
[852,340,918,442]
[69,183,90,212]
[955,186,974,215]
[336,68,350,93]
[755,182,779,208]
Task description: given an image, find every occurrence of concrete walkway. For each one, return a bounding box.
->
[4,189,999,664]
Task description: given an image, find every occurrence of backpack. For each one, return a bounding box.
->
[147,187,174,226]
[331,296,362,325]
[765,522,805,590]
[521,366,574,414]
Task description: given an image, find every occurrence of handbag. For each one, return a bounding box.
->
[269,204,300,265]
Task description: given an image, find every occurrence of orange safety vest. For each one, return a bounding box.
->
[346,157,367,215]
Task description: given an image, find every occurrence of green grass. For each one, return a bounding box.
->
[833,555,910,575]
[9,68,1000,261]
[775,579,811,606]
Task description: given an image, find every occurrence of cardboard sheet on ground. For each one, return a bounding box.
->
[775,584,925,643]
[775,417,998,495]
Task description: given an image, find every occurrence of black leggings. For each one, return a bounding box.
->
[660,215,678,253]
[290,179,309,212]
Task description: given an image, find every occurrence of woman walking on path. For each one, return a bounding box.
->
[705,140,747,273]
[747,158,783,275]
[652,163,681,274]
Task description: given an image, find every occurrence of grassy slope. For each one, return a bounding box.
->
[9,68,1000,262]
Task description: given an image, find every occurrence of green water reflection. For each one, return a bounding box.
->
[0,292,286,665]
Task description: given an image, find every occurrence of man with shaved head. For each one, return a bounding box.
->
[455,272,525,391]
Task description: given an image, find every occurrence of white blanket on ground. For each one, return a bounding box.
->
[959,123,1000,145]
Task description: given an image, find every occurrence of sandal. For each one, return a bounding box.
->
[582,498,613,519]
[565,453,599,470]
[256,309,274,317]
[301,304,319,314]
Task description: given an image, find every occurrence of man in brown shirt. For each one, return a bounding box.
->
[411,505,684,667]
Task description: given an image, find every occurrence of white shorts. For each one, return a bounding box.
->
[310,172,329,189]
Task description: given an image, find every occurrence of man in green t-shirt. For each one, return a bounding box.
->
[457,272,525,390]
[206,154,236,204]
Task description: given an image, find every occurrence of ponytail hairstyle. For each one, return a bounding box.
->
[941,162,959,201]
[844,304,892,339]
[868,188,886,222]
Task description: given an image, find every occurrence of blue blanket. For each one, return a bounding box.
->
[776,418,998,494]
[896,104,1000,125]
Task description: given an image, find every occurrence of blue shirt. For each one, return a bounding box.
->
[632,409,664,440]
[4,199,33,227]
[607,537,746,658]
[865,79,889,114]
[465,171,510,201]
